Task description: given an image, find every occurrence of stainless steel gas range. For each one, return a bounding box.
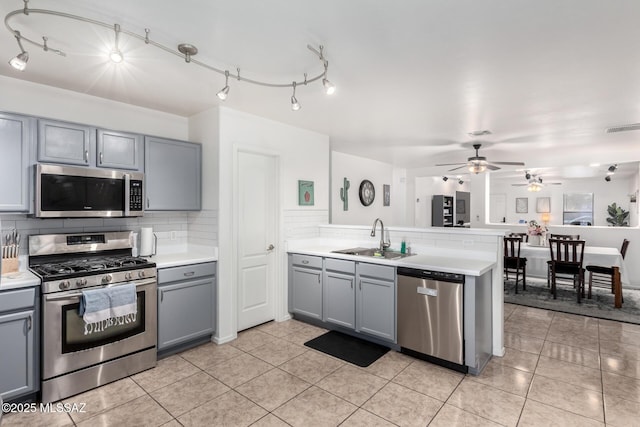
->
[29,231,157,403]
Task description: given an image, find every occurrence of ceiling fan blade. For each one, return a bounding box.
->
[491,161,526,166]
[548,182,562,185]
[486,164,501,171]
[511,184,528,186]
[435,162,466,166]
[448,165,468,172]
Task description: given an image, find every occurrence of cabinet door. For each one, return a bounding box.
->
[38,119,95,166]
[158,278,214,350]
[145,136,201,210]
[97,129,142,171]
[323,270,355,329]
[356,276,395,342]
[0,113,32,212]
[0,310,35,400]
[291,266,323,319]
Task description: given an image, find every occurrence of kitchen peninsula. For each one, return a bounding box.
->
[286,224,505,374]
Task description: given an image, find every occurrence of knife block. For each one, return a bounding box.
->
[1,257,18,275]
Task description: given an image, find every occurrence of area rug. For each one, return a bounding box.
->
[504,278,640,325]
[304,330,389,367]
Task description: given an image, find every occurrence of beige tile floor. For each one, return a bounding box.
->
[4,303,640,426]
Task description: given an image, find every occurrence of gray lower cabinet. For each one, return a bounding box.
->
[37,118,95,166]
[0,112,33,212]
[0,287,39,401]
[96,129,143,171]
[289,254,323,320]
[356,263,396,342]
[157,262,216,355]
[144,136,202,211]
[323,259,356,329]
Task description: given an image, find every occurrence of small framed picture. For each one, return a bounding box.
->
[516,197,528,213]
[383,184,391,206]
[536,197,550,213]
[298,180,314,206]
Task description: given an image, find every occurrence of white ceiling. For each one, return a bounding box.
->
[2,0,640,172]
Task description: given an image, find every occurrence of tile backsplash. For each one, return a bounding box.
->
[0,209,218,256]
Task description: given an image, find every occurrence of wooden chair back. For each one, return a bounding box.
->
[621,239,630,259]
[504,236,523,259]
[509,232,529,243]
[549,233,580,240]
[549,238,585,267]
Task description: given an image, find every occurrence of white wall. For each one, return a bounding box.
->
[214,107,330,343]
[414,176,471,227]
[491,176,634,226]
[0,75,188,140]
[331,151,407,226]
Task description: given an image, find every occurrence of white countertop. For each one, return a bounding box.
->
[0,270,40,291]
[145,245,217,269]
[288,244,495,276]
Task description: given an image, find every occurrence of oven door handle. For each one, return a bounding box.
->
[44,279,157,301]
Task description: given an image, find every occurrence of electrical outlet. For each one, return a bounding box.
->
[170,231,177,240]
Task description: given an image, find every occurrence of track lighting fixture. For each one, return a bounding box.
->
[442,176,448,182]
[4,1,335,107]
[458,179,464,185]
[8,30,28,71]
[525,172,531,180]
[217,70,230,101]
[607,164,618,175]
[605,175,612,182]
[291,82,301,111]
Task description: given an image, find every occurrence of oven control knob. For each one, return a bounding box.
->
[102,274,113,284]
[76,278,88,287]
[59,281,71,290]
[138,270,146,278]
[125,272,133,281]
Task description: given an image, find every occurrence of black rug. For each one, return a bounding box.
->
[304,330,389,367]
[505,278,640,325]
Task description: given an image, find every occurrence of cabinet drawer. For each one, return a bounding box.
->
[291,254,322,269]
[325,258,355,274]
[358,263,395,281]
[0,287,36,312]
[158,262,216,284]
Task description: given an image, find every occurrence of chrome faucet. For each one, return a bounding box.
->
[370,218,391,252]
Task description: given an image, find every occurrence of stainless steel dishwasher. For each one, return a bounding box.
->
[397,267,465,371]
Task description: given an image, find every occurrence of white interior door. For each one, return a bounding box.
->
[490,193,506,223]
[237,151,277,331]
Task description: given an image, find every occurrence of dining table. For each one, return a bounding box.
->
[518,243,629,286]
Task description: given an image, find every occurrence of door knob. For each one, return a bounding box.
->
[267,244,275,251]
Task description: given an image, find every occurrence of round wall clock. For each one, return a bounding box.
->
[359,180,375,206]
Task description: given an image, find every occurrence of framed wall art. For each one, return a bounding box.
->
[383,184,390,206]
[298,180,314,206]
[516,197,528,213]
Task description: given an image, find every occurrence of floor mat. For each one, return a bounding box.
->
[504,278,640,324]
[304,330,389,367]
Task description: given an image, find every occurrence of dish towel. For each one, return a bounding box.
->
[78,284,137,335]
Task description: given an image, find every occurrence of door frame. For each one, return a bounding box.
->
[232,145,282,332]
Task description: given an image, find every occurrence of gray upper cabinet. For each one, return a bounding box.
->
[356,263,396,342]
[145,136,202,211]
[38,118,95,166]
[97,129,142,171]
[0,112,33,212]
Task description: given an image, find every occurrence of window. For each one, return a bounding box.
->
[563,193,593,226]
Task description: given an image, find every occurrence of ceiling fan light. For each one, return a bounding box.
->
[468,164,486,174]
[9,51,28,70]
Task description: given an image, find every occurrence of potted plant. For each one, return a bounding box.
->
[606,203,630,227]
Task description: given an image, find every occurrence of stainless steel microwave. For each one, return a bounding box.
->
[35,164,144,218]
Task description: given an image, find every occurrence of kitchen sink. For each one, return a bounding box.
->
[331,247,414,260]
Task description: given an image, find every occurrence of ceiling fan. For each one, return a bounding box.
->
[436,143,525,173]
[512,173,562,192]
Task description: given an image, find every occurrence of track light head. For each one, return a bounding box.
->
[9,31,28,71]
[322,78,335,95]
[607,164,617,175]
[605,175,612,182]
[458,179,464,185]
[291,82,301,111]
[217,70,230,100]
[525,172,531,180]
[442,176,448,182]
[108,24,124,63]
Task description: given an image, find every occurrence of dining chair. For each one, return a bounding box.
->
[546,234,581,286]
[509,232,529,243]
[504,236,527,293]
[585,239,629,308]
[548,238,586,302]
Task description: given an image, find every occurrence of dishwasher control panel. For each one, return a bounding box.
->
[397,267,464,283]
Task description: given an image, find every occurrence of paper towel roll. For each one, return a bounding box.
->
[140,227,153,256]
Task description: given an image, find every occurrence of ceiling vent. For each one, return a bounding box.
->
[605,123,640,133]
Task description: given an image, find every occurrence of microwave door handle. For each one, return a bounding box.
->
[124,173,131,216]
